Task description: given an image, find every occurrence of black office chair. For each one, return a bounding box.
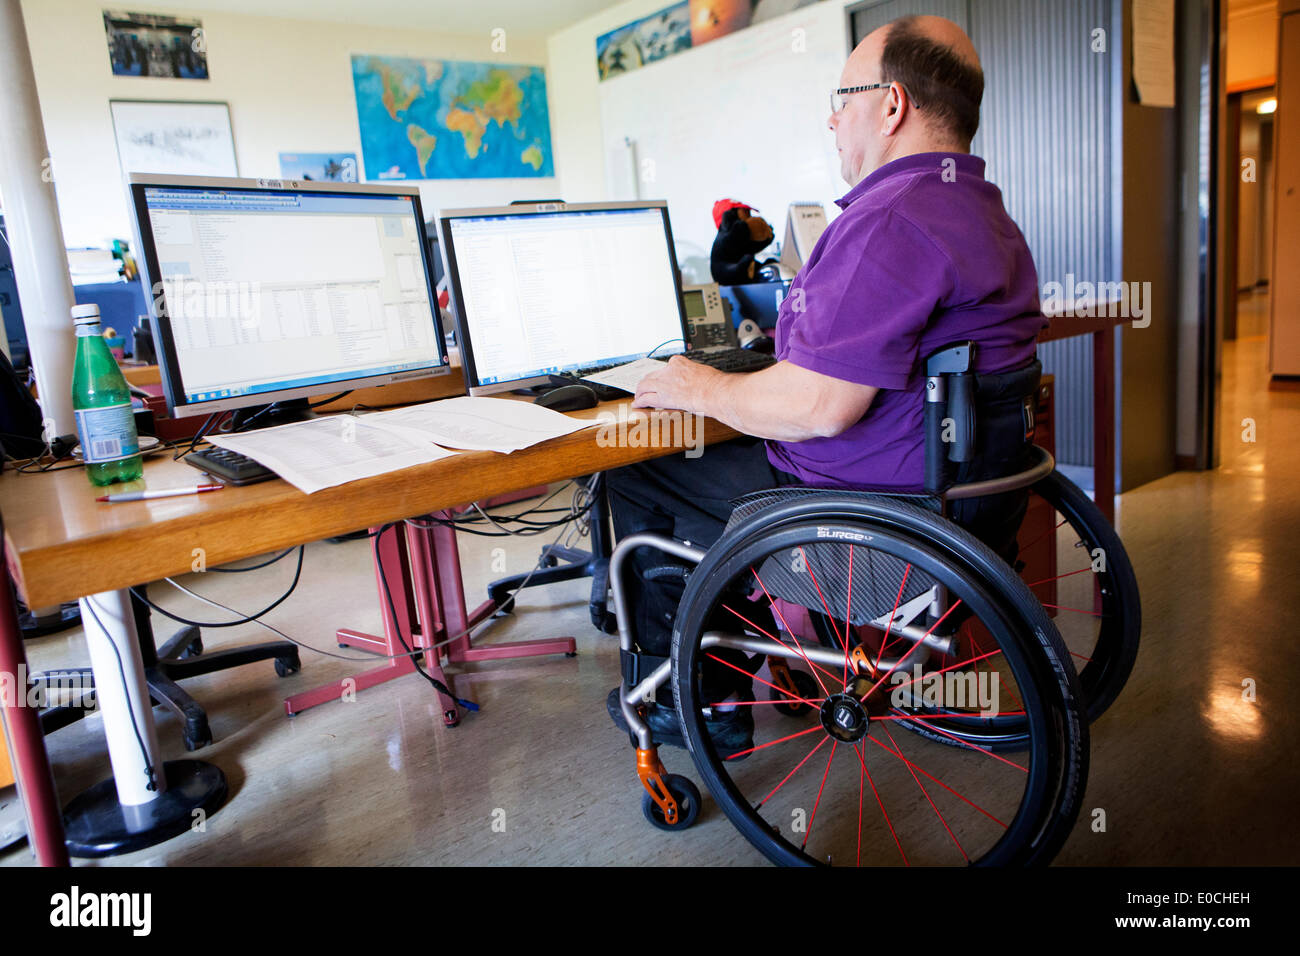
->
[484,473,616,634]
[33,585,300,750]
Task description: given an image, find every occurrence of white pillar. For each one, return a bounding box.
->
[0,0,77,436]
[79,590,166,808]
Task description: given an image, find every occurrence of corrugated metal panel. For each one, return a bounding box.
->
[849,0,1117,469]
[973,0,1115,469]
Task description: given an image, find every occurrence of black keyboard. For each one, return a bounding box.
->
[679,347,776,374]
[185,447,278,485]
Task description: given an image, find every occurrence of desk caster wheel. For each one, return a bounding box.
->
[565,651,578,658]
[494,596,516,616]
[274,650,301,678]
[443,709,460,728]
[642,774,701,831]
[179,633,203,659]
[184,718,212,752]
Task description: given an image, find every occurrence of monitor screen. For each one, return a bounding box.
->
[130,175,450,417]
[439,203,687,392]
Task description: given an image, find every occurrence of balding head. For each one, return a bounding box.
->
[830,15,983,183]
[877,15,983,148]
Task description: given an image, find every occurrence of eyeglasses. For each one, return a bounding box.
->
[830,82,894,114]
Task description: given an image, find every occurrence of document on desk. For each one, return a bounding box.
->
[580,357,668,395]
[369,396,598,453]
[207,416,456,495]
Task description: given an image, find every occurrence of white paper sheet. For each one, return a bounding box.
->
[580,357,669,395]
[369,396,600,453]
[206,416,455,495]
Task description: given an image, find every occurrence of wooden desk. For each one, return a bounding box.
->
[1039,312,1131,524]
[0,400,737,865]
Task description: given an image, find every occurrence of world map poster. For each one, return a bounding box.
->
[351,56,555,180]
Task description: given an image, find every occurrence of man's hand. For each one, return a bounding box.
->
[633,355,723,412]
[631,356,879,444]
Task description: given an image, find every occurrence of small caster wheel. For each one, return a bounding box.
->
[184,724,212,751]
[541,554,559,568]
[443,709,459,727]
[180,636,203,659]
[642,774,701,831]
[274,652,301,678]
[565,651,578,658]
[495,596,516,616]
[771,668,820,717]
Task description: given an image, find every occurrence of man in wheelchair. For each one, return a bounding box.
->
[606,14,1047,754]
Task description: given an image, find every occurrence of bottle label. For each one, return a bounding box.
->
[74,403,140,463]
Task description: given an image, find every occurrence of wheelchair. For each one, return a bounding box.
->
[607,342,1140,865]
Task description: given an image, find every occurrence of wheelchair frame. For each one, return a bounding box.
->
[605,341,1136,858]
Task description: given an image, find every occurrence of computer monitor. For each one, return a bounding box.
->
[437,201,688,394]
[128,174,451,420]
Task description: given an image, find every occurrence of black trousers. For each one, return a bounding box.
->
[606,437,796,661]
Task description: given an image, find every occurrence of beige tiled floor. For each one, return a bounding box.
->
[4,296,1297,865]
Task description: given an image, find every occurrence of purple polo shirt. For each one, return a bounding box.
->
[767,151,1045,489]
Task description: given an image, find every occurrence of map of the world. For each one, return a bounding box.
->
[351,56,554,180]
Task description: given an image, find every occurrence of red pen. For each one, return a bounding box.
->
[96,484,224,503]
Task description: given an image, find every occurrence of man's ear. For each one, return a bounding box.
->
[882,81,907,136]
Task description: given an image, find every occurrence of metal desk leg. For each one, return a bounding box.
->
[0,560,68,865]
[60,589,226,857]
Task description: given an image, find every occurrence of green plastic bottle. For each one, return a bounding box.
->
[70,303,143,486]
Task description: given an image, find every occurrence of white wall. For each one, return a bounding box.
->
[17,0,557,248]
[547,0,857,210]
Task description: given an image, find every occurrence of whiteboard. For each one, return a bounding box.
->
[599,3,848,282]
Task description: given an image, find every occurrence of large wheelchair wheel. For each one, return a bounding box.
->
[1016,471,1141,724]
[671,493,1088,866]
[884,471,1140,752]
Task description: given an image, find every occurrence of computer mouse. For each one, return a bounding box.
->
[534,384,600,412]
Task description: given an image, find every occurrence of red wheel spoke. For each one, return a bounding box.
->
[705,652,820,707]
[881,646,1002,695]
[1027,566,1094,588]
[750,568,836,697]
[873,564,912,672]
[797,545,845,650]
[843,545,855,684]
[870,710,1027,720]
[864,598,965,700]
[1037,602,1104,618]
[970,631,1023,713]
[710,697,822,707]
[724,724,821,761]
[856,744,865,868]
[1068,649,1093,662]
[864,733,1010,829]
[848,741,908,865]
[720,602,842,687]
[757,734,830,807]
[882,725,968,863]
[1017,515,1069,556]
[802,740,837,852]
[886,716,1028,772]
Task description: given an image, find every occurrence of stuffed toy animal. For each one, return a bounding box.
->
[709,198,777,285]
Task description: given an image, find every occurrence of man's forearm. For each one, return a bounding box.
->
[693,365,846,442]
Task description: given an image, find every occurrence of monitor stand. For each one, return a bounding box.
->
[230,397,314,432]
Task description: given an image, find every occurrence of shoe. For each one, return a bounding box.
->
[606,687,753,760]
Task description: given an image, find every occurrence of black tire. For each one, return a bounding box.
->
[1025,471,1141,723]
[671,494,1088,867]
[641,774,702,831]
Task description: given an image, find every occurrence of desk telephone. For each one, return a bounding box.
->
[682,283,766,350]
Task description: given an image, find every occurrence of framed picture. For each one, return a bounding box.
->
[103,10,209,79]
[109,99,237,177]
